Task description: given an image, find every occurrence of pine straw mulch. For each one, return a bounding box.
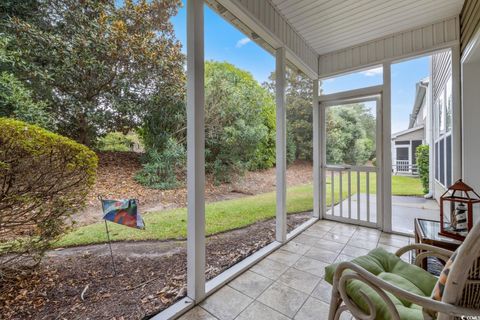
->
[0,213,310,320]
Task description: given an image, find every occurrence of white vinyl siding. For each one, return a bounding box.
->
[432,50,453,188]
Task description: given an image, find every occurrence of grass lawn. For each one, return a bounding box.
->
[56,174,423,247]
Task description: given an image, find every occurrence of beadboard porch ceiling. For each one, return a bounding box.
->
[271,0,465,55]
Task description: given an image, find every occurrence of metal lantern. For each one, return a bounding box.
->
[439,179,480,240]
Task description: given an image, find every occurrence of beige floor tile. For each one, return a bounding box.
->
[282,241,312,255]
[178,307,218,320]
[305,247,339,263]
[350,233,380,242]
[340,245,370,258]
[236,301,290,320]
[302,228,327,239]
[293,256,329,278]
[311,279,332,303]
[313,239,346,253]
[294,296,329,320]
[329,226,357,237]
[268,250,302,266]
[293,234,324,246]
[257,282,308,318]
[376,243,400,254]
[310,222,333,232]
[278,267,321,294]
[378,237,409,248]
[334,253,355,263]
[200,286,252,320]
[379,233,410,242]
[250,258,290,280]
[229,270,273,299]
[346,238,378,250]
[322,233,350,244]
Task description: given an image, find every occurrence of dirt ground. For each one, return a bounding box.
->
[0,213,310,320]
[76,152,313,226]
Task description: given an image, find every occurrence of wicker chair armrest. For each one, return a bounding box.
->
[332,261,480,319]
[395,244,454,266]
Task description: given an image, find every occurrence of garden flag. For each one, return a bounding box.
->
[101,199,145,229]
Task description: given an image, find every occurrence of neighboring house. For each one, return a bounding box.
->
[391,50,454,202]
[391,78,429,175]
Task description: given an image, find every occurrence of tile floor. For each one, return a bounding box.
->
[178,220,414,320]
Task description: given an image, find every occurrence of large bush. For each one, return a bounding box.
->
[204,61,275,183]
[0,118,97,277]
[416,144,429,194]
[135,137,185,189]
[97,131,143,152]
[0,71,53,130]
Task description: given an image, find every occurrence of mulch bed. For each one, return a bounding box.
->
[0,213,311,320]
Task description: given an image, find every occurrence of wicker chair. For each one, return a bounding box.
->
[327,221,480,320]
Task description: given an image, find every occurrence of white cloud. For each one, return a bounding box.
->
[361,67,383,77]
[236,37,251,48]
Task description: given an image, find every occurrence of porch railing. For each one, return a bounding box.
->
[393,160,418,175]
[324,165,377,227]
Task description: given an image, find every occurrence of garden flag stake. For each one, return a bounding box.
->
[99,198,145,275]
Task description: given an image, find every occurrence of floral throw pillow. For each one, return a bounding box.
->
[431,250,458,301]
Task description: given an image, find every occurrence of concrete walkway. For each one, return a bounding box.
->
[327,194,438,234]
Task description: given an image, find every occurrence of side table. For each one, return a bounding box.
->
[414,218,462,270]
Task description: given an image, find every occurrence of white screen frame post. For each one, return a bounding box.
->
[186,0,206,302]
[275,47,287,243]
[382,62,393,233]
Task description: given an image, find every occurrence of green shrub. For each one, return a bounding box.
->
[135,137,185,189]
[416,144,429,194]
[286,126,297,165]
[0,72,53,130]
[97,131,143,152]
[0,118,97,277]
[203,61,276,182]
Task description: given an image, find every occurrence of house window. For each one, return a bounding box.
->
[434,75,453,188]
[446,135,452,187]
[435,141,439,180]
[438,89,445,133]
[446,78,452,132]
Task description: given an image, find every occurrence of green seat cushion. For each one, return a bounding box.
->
[325,248,438,320]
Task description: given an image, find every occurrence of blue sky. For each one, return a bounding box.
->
[321,57,430,133]
[170,3,429,134]
[171,2,275,84]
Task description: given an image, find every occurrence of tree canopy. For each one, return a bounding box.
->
[326,104,376,165]
[2,0,184,146]
[265,69,376,166]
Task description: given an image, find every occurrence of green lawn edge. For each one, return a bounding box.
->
[55,175,423,247]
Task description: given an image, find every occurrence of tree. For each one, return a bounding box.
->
[204,61,275,182]
[265,68,318,162]
[3,0,184,146]
[0,71,53,129]
[136,61,277,188]
[326,104,376,165]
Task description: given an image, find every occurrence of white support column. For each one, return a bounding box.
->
[276,47,287,243]
[186,0,205,302]
[382,62,392,232]
[312,79,323,219]
[451,45,462,181]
